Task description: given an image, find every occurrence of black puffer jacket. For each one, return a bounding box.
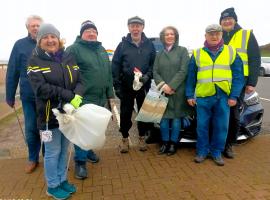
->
[223,23,261,87]
[27,47,84,130]
[112,33,156,91]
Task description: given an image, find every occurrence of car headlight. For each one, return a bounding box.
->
[244,91,260,106]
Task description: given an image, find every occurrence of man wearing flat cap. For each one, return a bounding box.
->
[67,20,114,179]
[112,16,156,153]
[186,24,244,166]
[219,7,261,159]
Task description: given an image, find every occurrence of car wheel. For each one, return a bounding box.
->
[259,67,265,76]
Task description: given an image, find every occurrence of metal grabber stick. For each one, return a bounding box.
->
[13,106,27,145]
[110,100,133,146]
[66,144,73,173]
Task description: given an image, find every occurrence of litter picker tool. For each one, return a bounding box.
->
[108,100,120,127]
[13,106,27,145]
[109,100,133,145]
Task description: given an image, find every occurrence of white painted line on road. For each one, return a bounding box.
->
[260,97,270,102]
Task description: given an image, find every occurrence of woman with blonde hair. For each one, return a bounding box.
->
[28,23,84,199]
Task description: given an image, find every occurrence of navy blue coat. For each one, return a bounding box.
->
[6,35,36,102]
[112,33,156,91]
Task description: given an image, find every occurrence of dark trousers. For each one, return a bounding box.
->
[226,105,240,146]
[226,88,245,146]
[119,88,152,138]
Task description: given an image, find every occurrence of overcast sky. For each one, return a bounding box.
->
[1,0,269,60]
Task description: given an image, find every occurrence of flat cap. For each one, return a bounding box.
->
[205,24,222,33]
[127,16,145,25]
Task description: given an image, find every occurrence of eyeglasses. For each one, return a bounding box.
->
[84,29,97,34]
[221,17,234,22]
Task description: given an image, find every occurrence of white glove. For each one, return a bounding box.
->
[133,71,143,91]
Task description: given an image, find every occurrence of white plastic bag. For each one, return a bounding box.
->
[52,103,112,150]
[133,67,143,91]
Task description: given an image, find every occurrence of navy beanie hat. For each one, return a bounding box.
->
[80,20,98,36]
[219,7,238,24]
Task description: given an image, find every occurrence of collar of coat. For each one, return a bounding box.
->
[33,46,65,61]
[75,36,102,50]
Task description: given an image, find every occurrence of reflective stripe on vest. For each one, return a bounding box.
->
[228,29,250,76]
[193,45,236,97]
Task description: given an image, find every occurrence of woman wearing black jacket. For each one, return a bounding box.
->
[28,24,83,200]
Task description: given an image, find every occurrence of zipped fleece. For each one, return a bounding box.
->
[27,47,84,130]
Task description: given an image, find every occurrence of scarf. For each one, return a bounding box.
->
[49,50,63,63]
[204,39,224,53]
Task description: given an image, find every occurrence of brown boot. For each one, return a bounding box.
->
[25,161,38,174]
[138,136,147,152]
[119,138,129,153]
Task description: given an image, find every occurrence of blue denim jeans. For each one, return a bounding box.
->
[160,118,181,143]
[74,145,88,162]
[44,128,70,188]
[22,100,41,162]
[196,93,230,158]
[74,145,97,162]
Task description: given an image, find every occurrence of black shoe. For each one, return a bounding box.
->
[223,145,234,159]
[167,143,177,156]
[75,162,88,180]
[158,142,169,154]
[213,156,225,166]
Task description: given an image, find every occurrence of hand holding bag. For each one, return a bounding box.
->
[135,81,168,123]
[53,103,112,150]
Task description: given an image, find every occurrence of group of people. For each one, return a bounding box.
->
[5,7,260,200]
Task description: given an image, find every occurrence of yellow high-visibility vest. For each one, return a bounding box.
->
[194,45,236,97]
[228,29,250,76]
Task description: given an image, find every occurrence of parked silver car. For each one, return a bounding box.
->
[259,57,270,76]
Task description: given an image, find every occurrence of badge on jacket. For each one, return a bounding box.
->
[40,130,53,142]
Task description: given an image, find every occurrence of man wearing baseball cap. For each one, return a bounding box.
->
[186,24,244,166]
[220,7,261,159]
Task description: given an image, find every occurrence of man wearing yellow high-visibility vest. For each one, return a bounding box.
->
[186,24,244,166]
[220,7,261,159]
